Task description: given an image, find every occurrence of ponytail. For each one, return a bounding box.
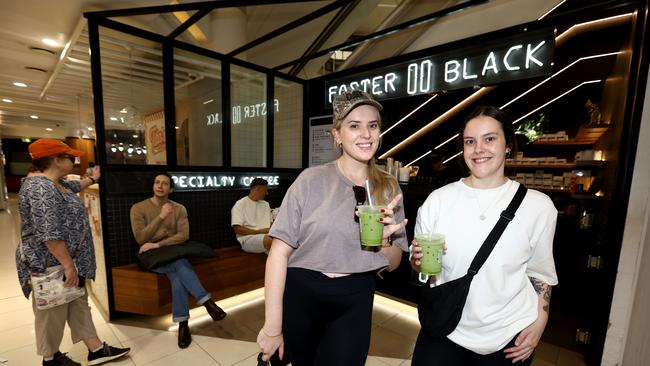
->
[368,159,399,206]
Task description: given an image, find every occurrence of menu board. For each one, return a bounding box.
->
[308,115,338,167]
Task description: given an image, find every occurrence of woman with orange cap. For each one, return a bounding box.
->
[15,138,130,366]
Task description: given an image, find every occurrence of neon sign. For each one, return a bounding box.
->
[205,99,280,126]
[325,28,554,104]
[170,172,281,191]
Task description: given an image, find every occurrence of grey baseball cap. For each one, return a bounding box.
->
[332,90,383,121]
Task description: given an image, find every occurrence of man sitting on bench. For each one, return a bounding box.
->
[231,178,273,253]
[130,172,227,349]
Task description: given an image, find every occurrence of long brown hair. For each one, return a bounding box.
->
[368,158,399,206]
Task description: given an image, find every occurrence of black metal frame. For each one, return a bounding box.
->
[274,0,490,71]
[85,0,513,173]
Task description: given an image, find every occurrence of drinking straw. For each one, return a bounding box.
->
[364,179,374,206]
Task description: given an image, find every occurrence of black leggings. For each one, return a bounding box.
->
[412,329,534,366]
[282,267,376,366]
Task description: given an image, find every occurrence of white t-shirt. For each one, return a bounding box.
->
[231,196,271,243]
[415,179,558,354]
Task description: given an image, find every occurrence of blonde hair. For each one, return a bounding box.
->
[332,107,399,206]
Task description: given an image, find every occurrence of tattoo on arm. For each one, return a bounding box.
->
[529,277,552,313]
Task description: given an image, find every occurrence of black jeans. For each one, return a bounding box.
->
[282,267,376,366]
[412,329,534,366]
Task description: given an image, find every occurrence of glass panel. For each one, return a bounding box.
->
[230,64,267,167]
[274,77,303,168]
[100,27,165,165]
[174,49,222,166]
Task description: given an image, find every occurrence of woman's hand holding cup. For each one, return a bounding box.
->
[410,238,424,272]
[411,234,447,275]
[379,193,407,239]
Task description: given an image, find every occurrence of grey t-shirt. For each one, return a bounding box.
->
[269,161,408,274]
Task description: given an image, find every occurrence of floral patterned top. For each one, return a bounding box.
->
[15,176,96,298]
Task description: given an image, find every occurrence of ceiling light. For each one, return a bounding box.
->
[406,150,433,167]
[378,87,493,159]
[513,80,602,124]
[120,108,128,113]
[435,134,459,150]
[45,127,53,131]
[203,99,214,105]
[109,117,117,121]
[171,2,208,44]
[30,115,39,119]
[500,52,618,109]
[132,134,138,138]
[2,98,12,103]
[13,82,27,88]
[42,38,60,47]
[382,94,438,137]
[87,127,93,131]
[330,50,352,61]
[538,0,567,20]
[443,152,463,164]
[175,126,179,129]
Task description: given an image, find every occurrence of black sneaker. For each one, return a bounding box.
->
[87,342,130,365]
[43,352,80,366]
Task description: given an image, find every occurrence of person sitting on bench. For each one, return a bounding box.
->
[231,178,273,253]
[130,172,227,349]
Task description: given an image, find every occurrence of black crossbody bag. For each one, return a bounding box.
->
[417,184,528,338]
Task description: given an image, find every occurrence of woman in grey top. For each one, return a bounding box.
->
[257,90,408,365]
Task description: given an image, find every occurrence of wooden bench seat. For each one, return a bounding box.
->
[112,246,266,316]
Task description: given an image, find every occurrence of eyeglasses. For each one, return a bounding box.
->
[352,185,367,222]
[58,155,80,164]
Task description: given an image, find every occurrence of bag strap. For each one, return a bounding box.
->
[467,183,527,276]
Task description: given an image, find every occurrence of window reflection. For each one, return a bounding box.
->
[231,65,267,167]
[175,50,223,166]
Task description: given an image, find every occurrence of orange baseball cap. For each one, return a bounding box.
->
[28,138,83,160]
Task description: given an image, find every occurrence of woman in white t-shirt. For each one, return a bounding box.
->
[411,106,558,365]
[256,90,408,365]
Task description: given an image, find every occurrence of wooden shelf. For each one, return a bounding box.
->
[507,163,575,169]
[534,126,609,145]
[528,187,603,199]
[506,160,605,169]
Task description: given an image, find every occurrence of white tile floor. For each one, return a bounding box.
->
[0,193,584,366]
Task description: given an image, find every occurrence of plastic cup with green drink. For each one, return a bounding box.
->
[416,233,445,275]
[357,205,386,248]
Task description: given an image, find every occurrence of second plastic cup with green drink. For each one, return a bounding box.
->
[416,233,445,275]
[357,205,386,248]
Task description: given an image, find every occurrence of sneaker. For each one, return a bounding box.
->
[43,352,80,366]
[87,342,130,366]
